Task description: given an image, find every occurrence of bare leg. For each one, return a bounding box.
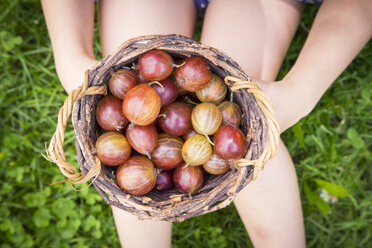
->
[111,206,173,248]
[201,0,305,247]
[99,1,196,247]
[201,0,302,80]
[99,0,196,56]
[234,140,305,248]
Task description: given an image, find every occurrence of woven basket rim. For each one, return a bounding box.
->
[46,34,279,222]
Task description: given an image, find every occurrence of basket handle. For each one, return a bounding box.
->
[44,70,107,185]
[224,76,280,180]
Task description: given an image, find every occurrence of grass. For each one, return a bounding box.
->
[0,1,371,247]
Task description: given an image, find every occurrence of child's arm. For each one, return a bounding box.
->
[41,0,97,93]
[257,0,372,132]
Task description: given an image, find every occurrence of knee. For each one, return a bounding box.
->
[251,224,275,241]
[250,224,305,248]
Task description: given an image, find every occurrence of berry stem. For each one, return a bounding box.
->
[182,161,191,169]
[173,62,185,68]
[148,81,164,92]
[146,152,152,159]
[204,133,214,146]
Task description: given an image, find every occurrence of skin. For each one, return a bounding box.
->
[98,1,196,246]
[41,0,97,93]
[41,0,372,247]
[202,1,372,247]
[201,2,305,246]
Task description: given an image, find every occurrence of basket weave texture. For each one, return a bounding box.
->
[46,34,279,222]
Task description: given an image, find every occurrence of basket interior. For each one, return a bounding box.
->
[72,34,266,221]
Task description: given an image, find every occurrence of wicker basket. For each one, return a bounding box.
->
[45,34,279,222]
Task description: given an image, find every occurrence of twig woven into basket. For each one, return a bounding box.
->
[45,34,279,222]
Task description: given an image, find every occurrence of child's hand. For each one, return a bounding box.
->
[55,56,98,94]
[254,79,309,133]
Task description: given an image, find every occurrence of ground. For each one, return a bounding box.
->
[0,1,371,247]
